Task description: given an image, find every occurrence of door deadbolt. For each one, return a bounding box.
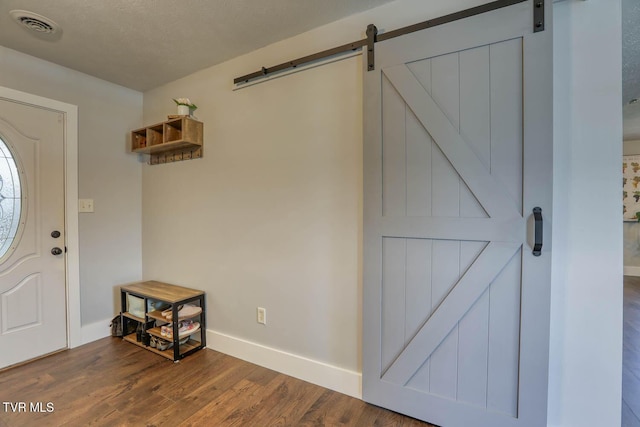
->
[51,230,61,238]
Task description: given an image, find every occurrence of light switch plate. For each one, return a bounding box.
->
[79,199,94,213]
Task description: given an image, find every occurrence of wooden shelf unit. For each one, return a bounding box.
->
[122,334,201,360]
[130,117,203,165]
[120,280,206,362]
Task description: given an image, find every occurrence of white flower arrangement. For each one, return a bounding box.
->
[173,98,197,110]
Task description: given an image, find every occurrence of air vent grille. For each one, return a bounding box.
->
[9,10,59,35]
[18,16,54,33]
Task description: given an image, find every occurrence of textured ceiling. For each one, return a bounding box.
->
[1,0,638,132]
[0,0,392,91]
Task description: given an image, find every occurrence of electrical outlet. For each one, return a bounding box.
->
[257,307,266,325]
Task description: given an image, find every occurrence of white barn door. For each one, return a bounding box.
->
[363,2,552,426]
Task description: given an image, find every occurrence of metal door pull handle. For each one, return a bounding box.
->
[532,207,542,256]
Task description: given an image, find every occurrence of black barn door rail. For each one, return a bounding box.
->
[234,0,538,85]
[234,39,368,85]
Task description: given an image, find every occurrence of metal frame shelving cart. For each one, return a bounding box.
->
[120,280,206,362]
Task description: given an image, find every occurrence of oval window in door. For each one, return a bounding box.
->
[0,136,23,263]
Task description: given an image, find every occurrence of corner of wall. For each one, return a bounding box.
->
[80,317,114,345]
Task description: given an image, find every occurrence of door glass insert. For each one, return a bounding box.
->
[0,136,22,262]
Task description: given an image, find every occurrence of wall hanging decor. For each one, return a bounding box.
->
[623,154,640,221]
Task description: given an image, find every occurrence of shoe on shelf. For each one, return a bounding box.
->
[161,305,183,319]
[159,321,200,340]
[161,324,178,338]
[175,304,202,319]
[163,304,201,321]
[178,321,200,337]
[156,338,173,351]
[150,336,157,348]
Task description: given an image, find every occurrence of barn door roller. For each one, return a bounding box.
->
[533,0,545,32]
[234,0,542,85]
[366,24,377,72]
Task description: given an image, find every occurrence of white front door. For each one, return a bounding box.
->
[0,98,67,369]
[363,1,552,426]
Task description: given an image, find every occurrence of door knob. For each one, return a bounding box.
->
[51,230,61,238]
[51,247,63,256]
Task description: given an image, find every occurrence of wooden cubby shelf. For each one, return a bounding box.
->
[130,117,203,165]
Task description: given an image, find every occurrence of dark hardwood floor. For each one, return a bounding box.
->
[13,278,640,426]
[624,276,640,427]
[0,337,432,426]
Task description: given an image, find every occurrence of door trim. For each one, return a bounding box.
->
[0,86,81,349]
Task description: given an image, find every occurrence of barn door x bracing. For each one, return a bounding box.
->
[363,1,552,426]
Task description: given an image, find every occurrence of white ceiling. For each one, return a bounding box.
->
[2,0,639,138]
[0,0,392,92]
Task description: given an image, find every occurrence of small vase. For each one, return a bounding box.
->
[177,105,189,116]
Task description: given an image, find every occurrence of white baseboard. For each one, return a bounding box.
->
[80,317,112,346]
[206,329,362,399]
[624,266,640,276]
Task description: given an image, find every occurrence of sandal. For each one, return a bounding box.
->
[175,304,202,319]
[161,305,183,320]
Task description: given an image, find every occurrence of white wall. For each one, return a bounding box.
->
[142,0,488,396]
[142,0,623,423]
[549,1,623,426]
[145,55,363,376]
[0,46,143,336]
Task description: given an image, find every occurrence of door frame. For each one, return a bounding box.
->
[0,86,81,349]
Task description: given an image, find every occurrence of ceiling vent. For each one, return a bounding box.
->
[9,10,59,35]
